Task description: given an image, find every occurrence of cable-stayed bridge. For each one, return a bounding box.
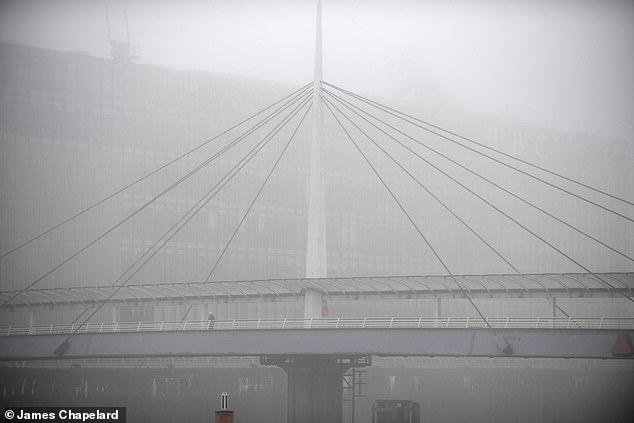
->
[1,77,632,421]
[1,3,633,422]
[2,273,632,360]
[1,79,632,336]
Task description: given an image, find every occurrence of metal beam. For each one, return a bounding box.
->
[1,328,632,361]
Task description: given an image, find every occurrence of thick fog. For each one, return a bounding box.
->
[1,0,632,140]
[1,0,632,319]
[0,2,633,423]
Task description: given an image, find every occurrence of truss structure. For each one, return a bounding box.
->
[1,272,632,311]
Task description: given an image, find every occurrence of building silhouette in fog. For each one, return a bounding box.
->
[0,42,631,325]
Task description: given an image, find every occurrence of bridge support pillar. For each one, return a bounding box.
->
[260,355,370,423]
[285,364,343,423]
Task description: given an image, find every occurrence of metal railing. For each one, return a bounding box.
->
[1,317,633,336]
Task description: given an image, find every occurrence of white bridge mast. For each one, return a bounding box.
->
[304,0,327,318]
[306,0,327,279]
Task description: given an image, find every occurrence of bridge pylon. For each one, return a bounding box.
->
[260,355,371,423]
[305,0,326,282]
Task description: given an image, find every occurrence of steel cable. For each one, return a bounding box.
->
[0,82,313,260]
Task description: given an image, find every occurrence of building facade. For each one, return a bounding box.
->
[1,42,632,324]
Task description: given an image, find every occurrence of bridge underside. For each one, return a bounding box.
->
[1,328,632,361]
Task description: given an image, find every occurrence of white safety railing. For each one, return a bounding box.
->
[1,317,633,336]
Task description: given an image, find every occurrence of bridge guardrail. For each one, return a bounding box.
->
[1,317,633,336]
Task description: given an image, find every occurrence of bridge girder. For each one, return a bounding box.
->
[1,328,632,361]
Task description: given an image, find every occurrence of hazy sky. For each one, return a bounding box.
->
[1,0,632,141]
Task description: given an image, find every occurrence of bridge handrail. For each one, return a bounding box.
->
[1,317,633,336]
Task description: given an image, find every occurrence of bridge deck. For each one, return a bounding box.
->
[1,318,632,361]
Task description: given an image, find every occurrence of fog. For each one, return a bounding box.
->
[0,1,633,422]
[2,0,633,140]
